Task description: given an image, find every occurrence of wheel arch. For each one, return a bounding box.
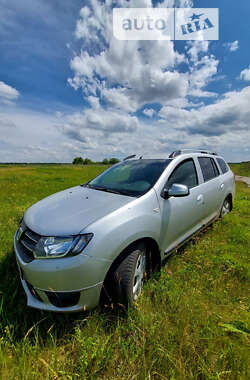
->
[99,237,161,306]
[225,193,233,211]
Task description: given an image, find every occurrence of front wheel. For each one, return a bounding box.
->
[113,243,147,307]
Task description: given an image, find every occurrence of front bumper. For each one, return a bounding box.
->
[19,274,103,312]
[14,233,110,312]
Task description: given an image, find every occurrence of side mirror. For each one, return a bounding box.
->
[161,183,190,199]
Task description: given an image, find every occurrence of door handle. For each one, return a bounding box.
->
[197,194,204,204]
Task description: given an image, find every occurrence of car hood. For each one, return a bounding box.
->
[24,186,134,236]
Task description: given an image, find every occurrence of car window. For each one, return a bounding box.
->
[216,157,229,174]
[167,159,198,189]
[198,157,219,182]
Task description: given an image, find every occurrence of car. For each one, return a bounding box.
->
[14,150,235,312]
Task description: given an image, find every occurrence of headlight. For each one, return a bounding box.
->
[33,234,93,259]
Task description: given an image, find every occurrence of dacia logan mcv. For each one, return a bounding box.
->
[14,150,235,312]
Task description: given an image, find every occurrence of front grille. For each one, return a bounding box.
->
[16,223,41,263]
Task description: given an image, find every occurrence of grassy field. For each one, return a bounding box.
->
[0,164,249,379]
[229,161,250,177]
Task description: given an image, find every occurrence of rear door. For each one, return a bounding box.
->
[197,156,222,220]
[216,157,235,202]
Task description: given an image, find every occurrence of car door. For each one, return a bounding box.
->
[158,158,205,254]
[216,157,234,204]
[197,156,222,221]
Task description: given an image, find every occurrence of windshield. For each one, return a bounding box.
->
[85,159,172,197]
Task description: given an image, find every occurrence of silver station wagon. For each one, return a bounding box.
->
[14,150,235,312]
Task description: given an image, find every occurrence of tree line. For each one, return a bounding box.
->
[72,157,120,165]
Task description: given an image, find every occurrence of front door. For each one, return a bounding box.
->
[158,158,204,253]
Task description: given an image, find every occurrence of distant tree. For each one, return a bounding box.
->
[109,158,120,165]
[102,158,109,165]
[83,158,92,165]
[72,157,84,165]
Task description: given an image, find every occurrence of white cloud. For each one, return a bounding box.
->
[69,1,220,110]
[225,40,239,52]
[59,0,250,162]
[2,0,249,163]
[143,108,155,117]
[0,81,20,104]
[159,86,250,138]
[60,105,140,139]
[55,86,250,163]
[187,41,209,63]
[240,65,250,81]
[101,87,136,113]
[69,0,187,110]
[188,55,219,98]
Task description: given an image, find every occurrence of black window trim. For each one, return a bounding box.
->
[165,158,199,190]
[198,156,220,183]
[210,157,220,177]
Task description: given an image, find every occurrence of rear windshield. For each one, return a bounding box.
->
[87,159,172,197]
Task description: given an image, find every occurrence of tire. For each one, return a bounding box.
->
[220,196,231,217]
[112,242,147,307]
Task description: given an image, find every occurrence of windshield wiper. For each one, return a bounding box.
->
[83,184,103,191]
[83,184,136,197]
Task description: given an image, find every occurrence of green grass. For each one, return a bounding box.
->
[230,161,250,177]
[0,164,249,379]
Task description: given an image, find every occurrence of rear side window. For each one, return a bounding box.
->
[211,158,220,176]
[198,157,219,182]
[216,158,229,174]
[167,159,198,189]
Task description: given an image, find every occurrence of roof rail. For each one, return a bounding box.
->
[169,149,218,158]
[123,154,136,161]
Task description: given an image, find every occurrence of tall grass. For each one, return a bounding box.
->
[0,165,249,379]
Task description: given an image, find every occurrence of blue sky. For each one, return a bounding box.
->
[0,0,250,162]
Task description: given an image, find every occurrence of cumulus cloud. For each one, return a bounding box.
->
[69,0,188,112]
[187,41,209,63]
[3,0,248,163]
[240,65,250,81]
[188,55,219,98]
[159,86,250,137]
[143,108,155,117]
[69,1,219,108]
[57,0,250,162]
[60,106,140,140]
[0,81,20,104]
[67,1,218,126]
[225,40,239,52]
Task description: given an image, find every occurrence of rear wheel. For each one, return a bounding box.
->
[113,243,147,306]
[220,197,231,217]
